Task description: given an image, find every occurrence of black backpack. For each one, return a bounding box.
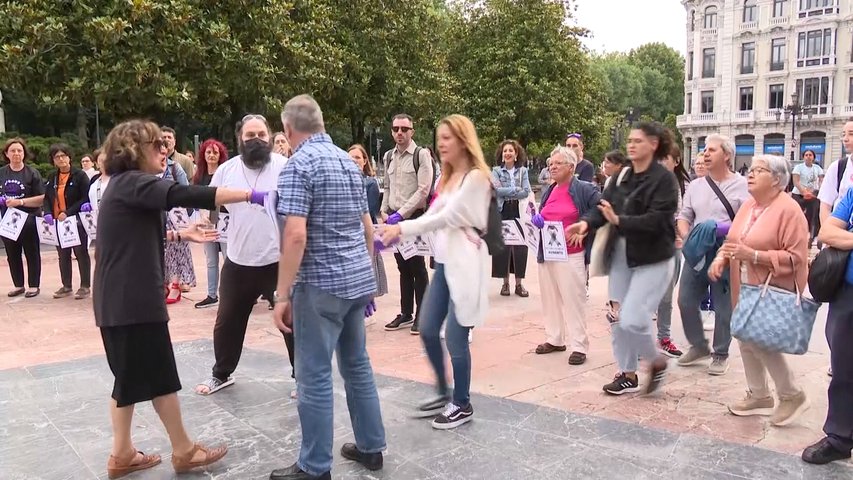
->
[458,170,505,256]
[384,147,439,205]
[808,246,848,302]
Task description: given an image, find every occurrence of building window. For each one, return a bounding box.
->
[797,28,834,66]
[687,93,693,114]
[774,0,788,17]
[741,43,755,74]
[769,84,785,109]
[798,0,835,18]
[740,87,754,111]
[704,6,718,29]
[743,0,758,22]
[771,38,786,71]
[796,76,831,113]
[687,51,694,80]
[703,48,716,78]
[690,11,696,31]
[848,78,853,103]
[701,91,714,113]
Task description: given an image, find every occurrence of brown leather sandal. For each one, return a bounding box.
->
[107,450,161,479]
[171,443,228,473]
[535,343,567,354]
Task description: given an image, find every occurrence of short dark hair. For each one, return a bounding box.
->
[48,143,73,161]
[2,137,32,163]
[161,126,176,136]
[604,150,628,166]
[392,113,413,124]
[102,120,163,176]
[803,149,817,158]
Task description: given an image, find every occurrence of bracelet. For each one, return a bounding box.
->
[177,231,182,242]
[245,190,251,202]
[753,250,759,264]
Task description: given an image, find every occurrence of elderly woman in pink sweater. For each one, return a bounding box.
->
[709,154,810,427]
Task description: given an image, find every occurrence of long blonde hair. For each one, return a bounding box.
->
[437,114,490,191]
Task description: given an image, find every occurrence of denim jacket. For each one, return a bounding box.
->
[491,165,530,211]
[537,179,601,264]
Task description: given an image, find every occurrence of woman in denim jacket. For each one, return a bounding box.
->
[491,140,531,296]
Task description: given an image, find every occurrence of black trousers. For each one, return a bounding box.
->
[57,223,90,288]
[1,215,40,288]
[792,194,821,241]
[212,260,295,381]
[393,252,428,319]
[825,285,853,453]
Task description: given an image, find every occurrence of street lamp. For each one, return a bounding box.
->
[774,91,815,165]
[610,108,638,150]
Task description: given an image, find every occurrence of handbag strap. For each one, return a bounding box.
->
[760,255,802,306]
[706,176,736,221]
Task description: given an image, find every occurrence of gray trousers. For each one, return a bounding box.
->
[608,238,674,373]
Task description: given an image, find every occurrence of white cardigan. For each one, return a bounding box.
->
[399,171,491,327]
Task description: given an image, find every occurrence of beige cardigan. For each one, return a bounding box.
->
[723,193,809,307]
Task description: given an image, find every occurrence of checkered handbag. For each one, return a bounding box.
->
[731,259,820,355]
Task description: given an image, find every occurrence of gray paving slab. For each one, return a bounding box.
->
[2,339,850,480]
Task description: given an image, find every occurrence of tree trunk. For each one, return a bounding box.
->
[76,103,88,146]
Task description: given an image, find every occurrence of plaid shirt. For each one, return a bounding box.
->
[277,133,377,299]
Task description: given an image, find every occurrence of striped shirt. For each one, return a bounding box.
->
[276,133,377,299]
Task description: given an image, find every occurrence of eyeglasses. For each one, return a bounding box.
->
[748,166,772,175]
[53,153,70,160]
[146,139,167,149]
[548,161,571,168]
[392,126,413,133]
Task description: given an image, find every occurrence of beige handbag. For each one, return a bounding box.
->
[588,167,630,277]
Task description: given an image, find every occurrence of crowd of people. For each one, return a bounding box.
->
[1,100,852,478]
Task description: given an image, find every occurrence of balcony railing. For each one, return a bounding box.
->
[843,104,853,115]
[734,111,755,122]
[739,21,758,31]
[770,61,786,72]
[701,28,718,37]
[770,16,789,26]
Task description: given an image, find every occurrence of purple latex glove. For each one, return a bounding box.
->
[80,202,92,213]
[531,213,545,229]
[249,190,266,206]
[364,300,377,318]
[44,214,55,226]
[386,212,403,225]
[0,197,6,208]
[374,237,400,252]
[715,222,731,238]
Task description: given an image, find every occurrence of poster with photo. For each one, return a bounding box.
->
[79,211,97,239]
[168,208,191,229]
[501,220,525,246]
[522,220,540,257]
[216,213,230,243]
[542,221,568,262]
[0,207,27,241]
[57,216,82,249]
[35,216,57,246]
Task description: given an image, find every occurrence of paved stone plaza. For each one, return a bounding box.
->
[2,246,853,479]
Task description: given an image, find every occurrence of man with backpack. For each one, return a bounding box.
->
[380,113,436,334]
[818,120,853,227]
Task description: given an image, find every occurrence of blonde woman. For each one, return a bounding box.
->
[379,114,491,430]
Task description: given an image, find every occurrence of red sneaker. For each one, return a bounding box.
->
[659,337,683,358]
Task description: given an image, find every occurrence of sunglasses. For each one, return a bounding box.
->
[392,126,413,133]
[566,133,583,140]
[147,139,167,149]
[242,114,267,123]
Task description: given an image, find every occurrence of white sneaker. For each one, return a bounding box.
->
[440,325,446,340]
[468,329,473,344]
[702,311,715,331]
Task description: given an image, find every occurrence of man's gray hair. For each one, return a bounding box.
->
[706,133,736,167]
[550,146,578,167]
[281,94,325,134]
[751,154,790,189]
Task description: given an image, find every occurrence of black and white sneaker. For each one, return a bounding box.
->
[194,296,219,309]
[414,395,450,418]
[645,356,669,395]
[602,373,640,395]
[384,314,414,331]
[431,402,473,430]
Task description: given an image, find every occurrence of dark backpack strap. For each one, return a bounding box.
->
[705,176,735,221]
[412,147,421,174]
[838,158,848,193]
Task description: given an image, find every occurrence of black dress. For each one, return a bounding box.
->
[94,170,217,407]
[491,199,528,279]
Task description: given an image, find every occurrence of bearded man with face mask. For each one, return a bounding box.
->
[194,114,294,396]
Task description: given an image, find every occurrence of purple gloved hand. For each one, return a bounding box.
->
[531,213,545,229]
[374,236,399,252]
[715,222,731,238]
[364,300,377,318]
[249,190,267,206]
[80,202,92,213]
[44,214,55,226]
[0,197,6,208]
[386,212,403,225]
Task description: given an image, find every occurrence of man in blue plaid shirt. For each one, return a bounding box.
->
[270,94,385,480]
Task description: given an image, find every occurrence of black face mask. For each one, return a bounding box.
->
[240,138,272,170]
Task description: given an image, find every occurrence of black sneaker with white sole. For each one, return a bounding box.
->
[645,356,669,395]
[414,395,450,418]
[384,314,414,331]
[431,402,474,430]
[194,296,219,309]
[602,373,640,395]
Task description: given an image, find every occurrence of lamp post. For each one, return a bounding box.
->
[610,108,637,150]
[774,91,815,165]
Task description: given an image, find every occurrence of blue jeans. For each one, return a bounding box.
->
[678,265,732,357]
[203,241,227,299]
[608,238,674,373]
[420,263,472,407]
[292,283,385,476]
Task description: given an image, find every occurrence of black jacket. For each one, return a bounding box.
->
[584,161,678,268]
[43,167,91,217]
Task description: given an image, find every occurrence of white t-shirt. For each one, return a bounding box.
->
[210,154,288,266]
[88,176,111,212]
[817,156,853,209]
[83,168,97,179]
[791,162,824,195]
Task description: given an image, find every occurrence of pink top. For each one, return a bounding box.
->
[540,184,583,254]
